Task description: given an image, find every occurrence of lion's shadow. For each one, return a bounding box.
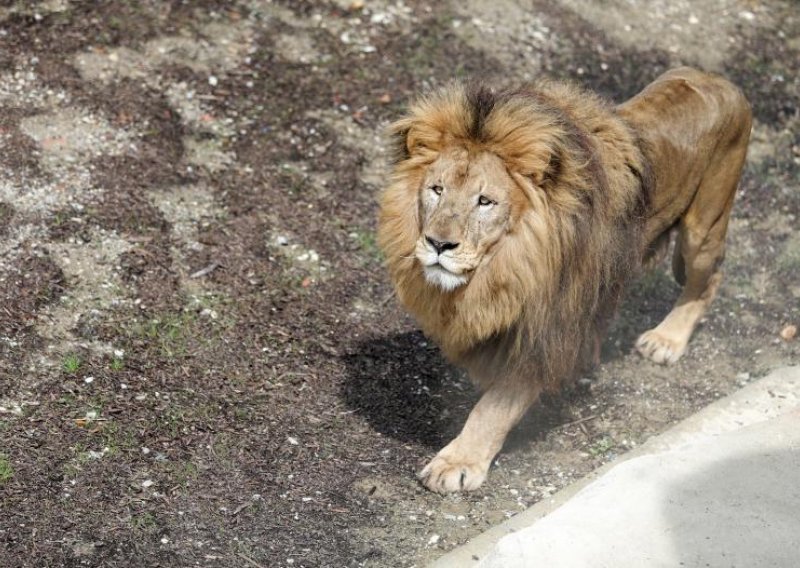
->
[341,331,474,450]
[341,271,681,452]
[340,331,589,452]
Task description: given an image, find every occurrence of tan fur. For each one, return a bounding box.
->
[378,67,751,493]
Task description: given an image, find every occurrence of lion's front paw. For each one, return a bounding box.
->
[418,452,490,494]
[636,329,686,365]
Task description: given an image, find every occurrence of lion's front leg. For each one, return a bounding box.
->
[419,378,541,494]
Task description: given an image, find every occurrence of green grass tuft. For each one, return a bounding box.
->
[63,353,81,374]
[0,454,13,483]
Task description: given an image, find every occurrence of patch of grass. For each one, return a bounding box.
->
[129,296,236,359]
[354,230,383,263]
[99,421,137,454]
[588,436,616,457]
[210,433,235,468]
[57,393,78,408]
[138,314,192,358]
[165,461,200,489]
[0,454,13,483]
[159,407,187,436]
[233,406,251,421]
[110,357,125,371]
[130,512,158,533]
[63,353,81,374]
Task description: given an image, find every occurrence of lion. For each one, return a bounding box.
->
[376,67,752,494]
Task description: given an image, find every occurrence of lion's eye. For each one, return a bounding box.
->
[478,195,494,207]
[430,185,443,196]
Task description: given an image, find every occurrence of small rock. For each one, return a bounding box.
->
[142,479,155,488]
[87,448,108,460]
[208,75,219,86]
[72,541,96,557]
[427,534,440,546]
[780,324,797,341]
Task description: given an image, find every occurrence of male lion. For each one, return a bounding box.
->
[378,67,751,493]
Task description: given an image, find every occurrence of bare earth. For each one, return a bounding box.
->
[0,1,798,567]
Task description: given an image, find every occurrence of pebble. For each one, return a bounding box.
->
[780,324,797,341]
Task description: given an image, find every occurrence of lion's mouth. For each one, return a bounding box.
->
[423,263,468,291]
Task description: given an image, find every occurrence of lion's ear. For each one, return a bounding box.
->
[389,118,412,164]
[389,118,435,164]
[389,117,446,164]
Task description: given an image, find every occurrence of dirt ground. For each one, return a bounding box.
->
[0,1,798,567]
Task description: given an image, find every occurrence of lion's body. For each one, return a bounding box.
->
[378,67,751,493]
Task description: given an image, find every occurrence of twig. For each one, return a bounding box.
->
[232,502,252,516]
[190,262,220,279]
[561,414,597,428]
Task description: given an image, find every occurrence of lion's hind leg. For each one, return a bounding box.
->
[636,147,746,365]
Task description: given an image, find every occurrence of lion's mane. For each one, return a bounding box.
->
[378,81,653,390]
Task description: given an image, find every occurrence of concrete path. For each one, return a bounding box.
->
[432,366,800,567]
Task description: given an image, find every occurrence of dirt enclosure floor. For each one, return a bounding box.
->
[0,1,798,567]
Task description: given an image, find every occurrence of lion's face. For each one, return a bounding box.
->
[415,147,522,291]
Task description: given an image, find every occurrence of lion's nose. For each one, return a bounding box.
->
[426,236,459,254]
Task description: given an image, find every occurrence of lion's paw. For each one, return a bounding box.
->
[418,453,489,494]
[636,329,686,365]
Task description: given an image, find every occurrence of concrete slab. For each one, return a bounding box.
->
[431,366,800,567]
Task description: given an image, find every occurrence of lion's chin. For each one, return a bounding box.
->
[424,264,468,291]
